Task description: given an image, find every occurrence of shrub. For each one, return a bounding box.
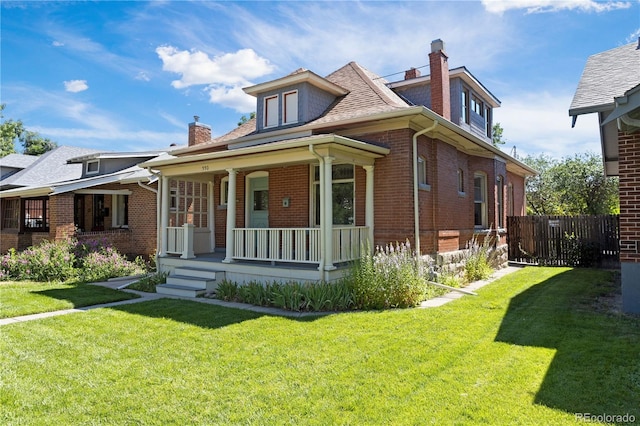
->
[77,246,146,283]
[0,240,76,282]
[463,232,495,282]
[348,241,430,309]
[127,271,167,292]
[215,280,239,301]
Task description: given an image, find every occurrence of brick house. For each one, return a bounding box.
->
[570,40,640,314]
[142,39,534,297]
[0,146,164,258]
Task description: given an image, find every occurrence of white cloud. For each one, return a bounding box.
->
[135,71,150,82]
[52,40,64,47]
[63,80,88,93]
[207,84,255,113]
[156,45,274,111]
[482,0,631,14]
[156,46,274,88]
[627,28,640,43]
[493,91,601,160]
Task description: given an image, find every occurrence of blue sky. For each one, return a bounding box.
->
[2,0,639,159]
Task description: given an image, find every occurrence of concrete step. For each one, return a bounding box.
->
[166,275,217,291]
[173,267,222,280]
[156,283,207,298]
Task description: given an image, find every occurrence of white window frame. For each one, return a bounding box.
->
[264,94,279,128]
[418,156,430,190]
[86,160,100,175]
[283,90,298,125]
[169,188,178,212]
[461,89,470,124]
[310,164,355,227]
[220,176,229,206]
[457,168,465,195]
[111,194,129,228]
[507,182,514,217]
[474,172,487,229]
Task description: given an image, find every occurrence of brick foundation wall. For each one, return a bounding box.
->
[619,130,640,263]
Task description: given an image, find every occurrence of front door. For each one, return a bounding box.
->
[249,176,269,228]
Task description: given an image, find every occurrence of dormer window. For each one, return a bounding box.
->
[283,90,298,124]
[86,160,99,175]
[264,95,279,128]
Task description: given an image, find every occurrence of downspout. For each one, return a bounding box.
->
[137,179,158,194]
[309,145,326,279]
[412,120,438,255]
[147,169,163,269]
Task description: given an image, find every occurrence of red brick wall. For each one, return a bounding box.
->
[269,166,310,228]
[188,122,212,146]
[49,193,75,241]
[619,130,640,263]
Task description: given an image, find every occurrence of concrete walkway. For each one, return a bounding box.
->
[0,265,523,326]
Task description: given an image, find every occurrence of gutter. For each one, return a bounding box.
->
[412,119,438,255]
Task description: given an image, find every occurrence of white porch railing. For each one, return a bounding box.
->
[165,224,195,259]
[232,226,368,264]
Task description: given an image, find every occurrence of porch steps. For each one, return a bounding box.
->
[156,267,224,298]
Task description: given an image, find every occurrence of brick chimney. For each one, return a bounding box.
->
[404,67,421,80]
[428,39,451,120]
[188,115,212,147]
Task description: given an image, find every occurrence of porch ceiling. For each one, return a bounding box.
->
[142,134,390,177]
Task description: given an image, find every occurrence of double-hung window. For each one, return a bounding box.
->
[264,95,279,128]
[283,91,298,125]
[23,198,49,231]
[496,175,504,228]
[112,194,129,228]
[418,156,429,189]
[474,173,487,229]
[461,89,470,124]
[312,164,354,226]
[1,199,20,229]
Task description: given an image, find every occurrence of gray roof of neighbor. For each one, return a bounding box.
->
[569,41,640,116]
[0,146,102,188]
[0,153,38,169]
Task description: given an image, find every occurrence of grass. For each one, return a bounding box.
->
[1,267,638,424]
[0,281,139,318]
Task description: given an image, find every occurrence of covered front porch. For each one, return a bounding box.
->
[145,134,390,284]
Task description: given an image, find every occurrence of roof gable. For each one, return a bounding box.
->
[570,41,640,116]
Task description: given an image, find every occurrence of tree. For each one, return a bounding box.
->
[1,104,22,157]
[21,131,57,156]
[522,152,619,216]
[0,104,57,157]
[237,112,256,127]
[492,122,505,147]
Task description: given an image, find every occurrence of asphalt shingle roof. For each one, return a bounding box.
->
[569,41,640,116]
[0,153,38,169]
[0,146,103,188]
[208,61,410,146]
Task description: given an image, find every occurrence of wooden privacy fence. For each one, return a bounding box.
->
[507,215,620,267]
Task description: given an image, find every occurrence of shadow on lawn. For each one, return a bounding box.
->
[34,284,138,308]
[495,268,640,422]
[109,298,324,330]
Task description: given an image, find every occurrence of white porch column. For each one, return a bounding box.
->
[223,168,237,263]
[323,156,336,270]
[363,165,375,246]
[208,181,215,252]
[159,176,170,257]
[180,223,195,259]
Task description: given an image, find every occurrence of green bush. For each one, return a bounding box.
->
[347,241,429,309]
[128,272,167,292]
[0,238,148,283]
[0,240,76,282]
[464,233,495,282]
[77,247,146,283]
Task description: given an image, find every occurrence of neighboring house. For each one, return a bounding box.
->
[0,146,164,258]
[569,39,640,314]
[142,39,535,297]
[0,153,38,181]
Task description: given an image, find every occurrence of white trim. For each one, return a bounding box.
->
[111,194,129,228]
[86,160,100,175]
[264,94,279,128]
[220,176,229,206]
[283,90,299,125]
[75,189,132,195]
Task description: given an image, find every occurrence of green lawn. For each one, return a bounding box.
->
[1,267,638,425]
[0,281,139,318]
